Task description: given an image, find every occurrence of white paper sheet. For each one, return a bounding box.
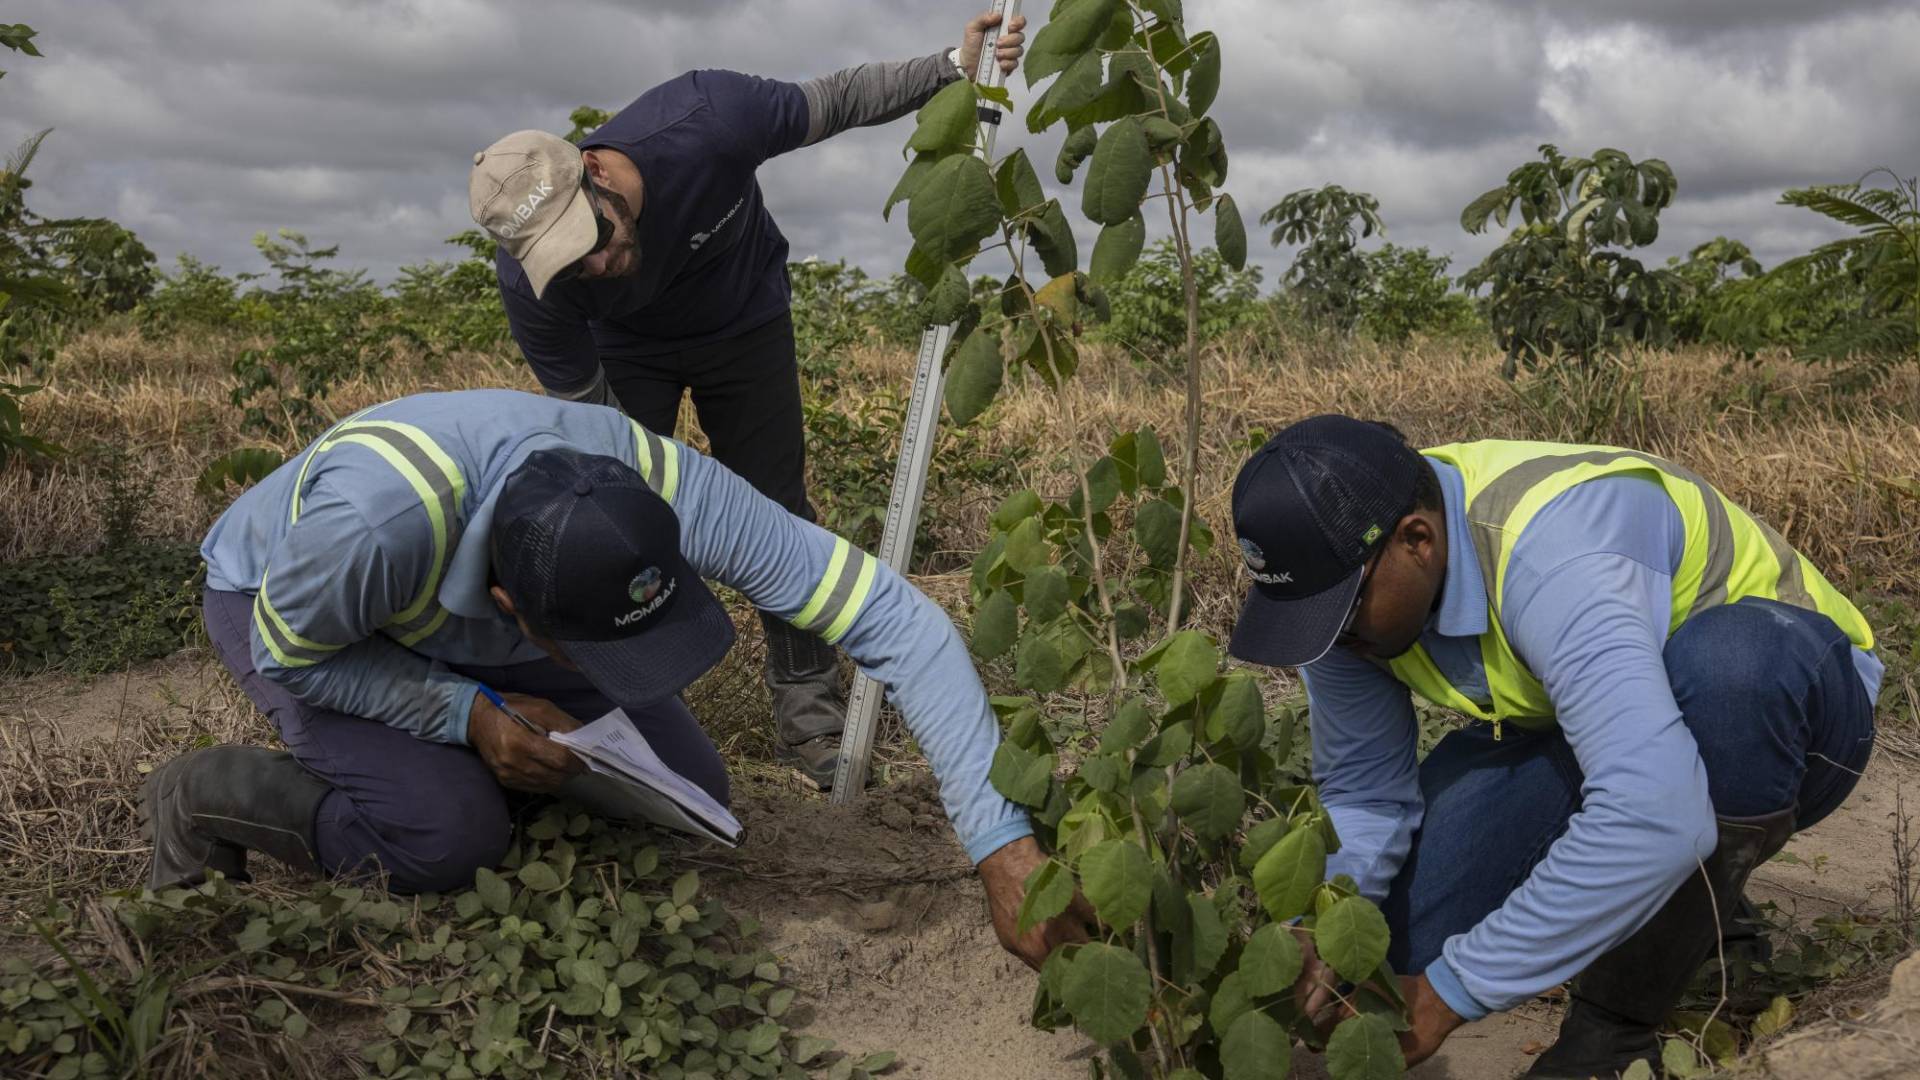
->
[550,709,742,845]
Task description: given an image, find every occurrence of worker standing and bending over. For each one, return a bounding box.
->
[470,10,1026,787]
[1225,415,1879,1077]
[143,389,1089,970]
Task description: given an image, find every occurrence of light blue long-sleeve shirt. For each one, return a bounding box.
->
[1300,461,1883,1020]
[202,389,1031,864]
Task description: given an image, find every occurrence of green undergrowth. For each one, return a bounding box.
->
[0,807,893,1080]
[0,542,203,674]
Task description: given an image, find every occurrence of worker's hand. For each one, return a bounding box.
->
[978,835,1096,970]
[1395,973,1464,1067]
[467,691,586,792]
[1293,928,1343,1035]
[958,10,1028,79]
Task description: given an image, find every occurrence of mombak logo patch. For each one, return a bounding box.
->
[615,570,674,628]
[629,566,662,605]
[493,180,554,240]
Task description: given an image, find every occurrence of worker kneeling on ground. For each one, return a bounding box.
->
[1226,415,1880,1077]
[143,389,1086,968]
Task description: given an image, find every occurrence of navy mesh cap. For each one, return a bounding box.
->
[1227,415,1425,667]
[491,449,734,709]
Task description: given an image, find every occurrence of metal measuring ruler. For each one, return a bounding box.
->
[831,0,1024,802]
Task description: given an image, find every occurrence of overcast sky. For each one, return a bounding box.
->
[5,0,1915,291]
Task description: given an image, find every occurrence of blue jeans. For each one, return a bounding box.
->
[204,588,730,893]
[1382,597,1876,975]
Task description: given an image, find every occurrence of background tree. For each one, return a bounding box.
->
[1460,144,1681,377]
[1261,183,1384,336]
[1722,170,1919,388]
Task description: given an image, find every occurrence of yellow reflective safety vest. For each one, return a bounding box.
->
[1383,439,1873,731]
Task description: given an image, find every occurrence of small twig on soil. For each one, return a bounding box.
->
[85,897,140,979]
[176,975,438,1011]
[538,1003,557,1054]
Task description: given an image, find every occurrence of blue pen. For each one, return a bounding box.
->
[476,684,545,736]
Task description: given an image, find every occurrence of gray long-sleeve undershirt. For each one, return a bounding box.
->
[798,51,961,146]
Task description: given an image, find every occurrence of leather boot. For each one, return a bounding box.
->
[758,610,845,789]
[141,745,330,889]
[1525,807,1795,1079]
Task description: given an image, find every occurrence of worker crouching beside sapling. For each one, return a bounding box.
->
[142,389,1090,970]
[1225,415,1879,1077]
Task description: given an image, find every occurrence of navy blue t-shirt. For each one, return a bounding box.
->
[495,70,811,392]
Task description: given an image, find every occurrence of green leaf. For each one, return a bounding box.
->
[884,153,939,221]
[1186,893,1228,978]
[1141,0,1183,25]
[1028,200,1080,278]
[1752,994,1795,1039]
[995,148,1047,216]
[1024,0,1123,86]
[1206,673,1265,750]
[384,1006,412,1037]
[671,869,700,906]
[1082,456,1121,514]
[1014,631,1070,694]
[1170,763,1244,840]
[1252,825,1326,922]
[907,154,1001,264]
[1079,840,1152,928]
[970,589,1018,660]
[1155,631,1220,706]
[991,489,1044,531]
[1619,1062,1656,1080]
[1060,942,1151,1044]
[1136,428,1167,487]
[517,861,562,892]
[1325,1013,1405,1080]
[1662,1037,1707,1078]
[1215,192,1248,270]
[1238,817,1291,872]
[1024,566,1072,624]
[1055,123,1099,183]
[1221,1009,1291,1079]
[860,1050,899,1072]
[1017,859,1075,935]
[1090,212,1147,284]
[944,324,1003,425]
[989,742,1055,806]
[196,447,285,496]
[1142,116,1184,151]
[1210,970,1253,1035]
[1239,924,1304,997]
[1003,518,1051,575]
[921,263,971,328]
[1082,117,1154,226]
[1099,697,1154,755]
[1186,32,1221,116]
[1134,497,1182,569]
[1137,719,1192,768]
[908,79,978,154]
[1317,897,1392,982]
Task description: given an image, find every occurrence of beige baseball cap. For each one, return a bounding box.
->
[469,130,598,299]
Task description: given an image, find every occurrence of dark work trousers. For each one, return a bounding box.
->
[598,312,815,522]
[1381,597,1877,976]
[203,587,730,894]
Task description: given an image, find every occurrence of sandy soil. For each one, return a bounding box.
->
[3,654,1916,1079]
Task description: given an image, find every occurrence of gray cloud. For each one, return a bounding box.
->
[2,0,1913,297]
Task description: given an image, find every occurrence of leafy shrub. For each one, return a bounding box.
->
[1461,144,1682,377]
[1358,244,1478,344]
[138,255,249,337]
[2,812,894,1079]
[228,230,405,442]
[390,230,511,354]
[0,131,157,370]
[1099,239,1264,368]
[0,543,203,673]
[1721,171,1918,387]
[1262,184,1384,336]
[0,379,60,468]
[787,258,924,378]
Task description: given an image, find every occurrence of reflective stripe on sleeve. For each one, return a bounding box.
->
[253,572,347,668]
[629,420,681,503]
[793,537,880,645]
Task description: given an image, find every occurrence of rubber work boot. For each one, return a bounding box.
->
[759,611,845,789]
[141,745,330,889]
[1525,807,1795,1079]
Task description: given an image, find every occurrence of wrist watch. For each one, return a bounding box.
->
[946,46,970,80]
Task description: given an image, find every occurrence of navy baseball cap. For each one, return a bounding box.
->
[1228,415,1426,667]
[490,448,735,709]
